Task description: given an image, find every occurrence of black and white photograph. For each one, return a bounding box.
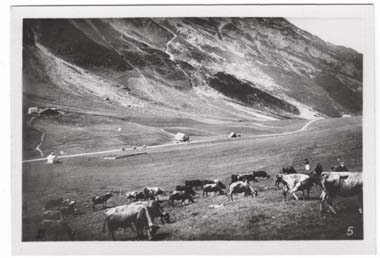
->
[11,3,376,255]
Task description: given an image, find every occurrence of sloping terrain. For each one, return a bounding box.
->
[23,18,362,121]
[22,117,363,241]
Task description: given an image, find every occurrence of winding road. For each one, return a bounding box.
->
[22,118,321,163]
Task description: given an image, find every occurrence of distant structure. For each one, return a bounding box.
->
[28,107,39,115]
[174,132,190,142]
[27,107,60,116]
[229,132,237,138]
[46,152,57,164]
[39,107,59,115]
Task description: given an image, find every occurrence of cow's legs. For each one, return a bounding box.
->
[292,192,299,200]
[325,195,337,214]
[282,186,288,201]
[319,190,328,213]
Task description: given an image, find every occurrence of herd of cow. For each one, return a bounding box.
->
[35,165,363,241]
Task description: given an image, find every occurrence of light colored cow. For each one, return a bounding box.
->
[320,171,363,214]
[102,201,162,240]
[276,174,313,200]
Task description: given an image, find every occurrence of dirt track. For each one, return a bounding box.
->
[22,118,320,163]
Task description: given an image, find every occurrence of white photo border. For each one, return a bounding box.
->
[11,4,376,255]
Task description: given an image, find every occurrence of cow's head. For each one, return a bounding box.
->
[274,174,283,185]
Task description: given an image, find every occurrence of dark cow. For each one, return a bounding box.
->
[169,190,194,206]
[92,192,113,210]
[253,170,270,179]
[202,183,224,197]
[185,180,203,190]
[282,166,297,174]
[175,185,196,196]
[320,172,362,214]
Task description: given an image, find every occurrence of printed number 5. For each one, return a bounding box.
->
[346,226,354,236]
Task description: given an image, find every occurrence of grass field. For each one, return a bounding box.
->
[22,116,363,241]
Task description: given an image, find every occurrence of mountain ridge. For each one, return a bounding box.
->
[23,18,363,121]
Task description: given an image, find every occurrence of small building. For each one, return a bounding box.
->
[46,152,57,164]
[28,107,39,115]
[39,107,59,115]
[229,132,237,138]
[174,132,190,142]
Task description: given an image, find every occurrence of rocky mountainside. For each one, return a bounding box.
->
[23,18,362,121]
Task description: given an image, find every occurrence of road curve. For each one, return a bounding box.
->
[22,118,321,163]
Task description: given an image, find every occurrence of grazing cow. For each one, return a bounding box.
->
[253,170,270,179]
[276,174,313,201]
[44,198,64,210]
[282,166,297,174]
[103,201,162,240]
[319,172,362,214]
[229,181,258,201]
[202,183,224,197]
[175,185,196,196]
[185,180,203,190]
[36,219,75,241]
[169,190,194,206]
[143,187,165,200]
[92,192,113,210]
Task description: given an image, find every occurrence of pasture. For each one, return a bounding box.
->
[22,116,363,241]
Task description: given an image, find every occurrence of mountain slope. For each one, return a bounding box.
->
[23,18,362,121]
